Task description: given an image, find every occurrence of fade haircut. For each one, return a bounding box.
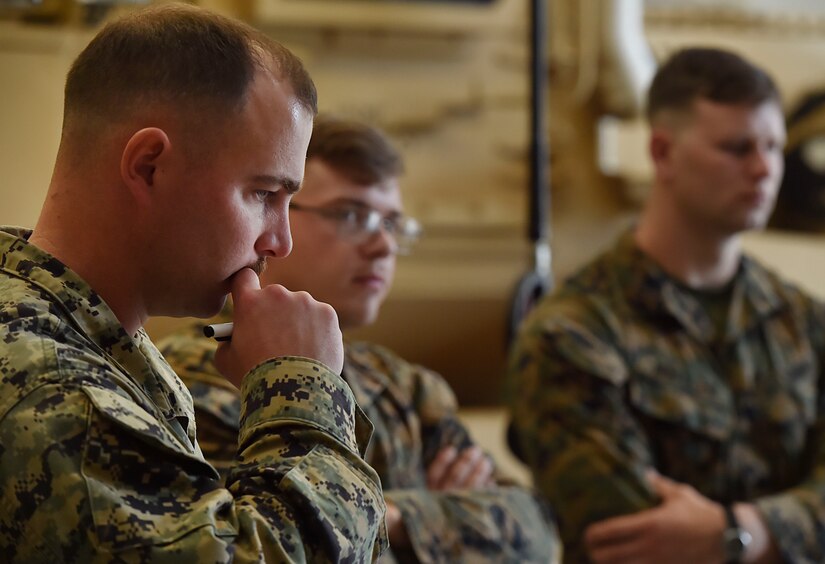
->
[63,3,317,139]
[307,115,404,186]
[646,47,780,123]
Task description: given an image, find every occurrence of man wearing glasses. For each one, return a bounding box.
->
[159,114,558,562]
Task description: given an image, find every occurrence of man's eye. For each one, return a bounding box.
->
[720,142,751,157]
[256,190,276,202]
[336,208,362,224]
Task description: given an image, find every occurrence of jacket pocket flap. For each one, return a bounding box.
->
[628,368,734,441]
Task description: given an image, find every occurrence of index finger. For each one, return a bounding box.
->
[585,509,654,548]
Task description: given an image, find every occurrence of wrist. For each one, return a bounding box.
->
[722,503,753,563]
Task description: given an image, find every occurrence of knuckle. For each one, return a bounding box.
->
[318,302,338,321]
[293,290,313,302]
[676,483,694,495]
[262,283,289,300]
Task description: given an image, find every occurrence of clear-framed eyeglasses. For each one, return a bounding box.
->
[289,202,422,255]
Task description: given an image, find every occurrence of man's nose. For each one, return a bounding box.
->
[255,214,293,258]
[360,226,397,258]
[750,148,773,179]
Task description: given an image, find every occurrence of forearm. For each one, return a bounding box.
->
[753,484,825,563]
[537,430,657,562]
[2,362,386,562]
[228,356,387,560]
[385,486,560,563]
[175,354,388,559]
[734,503,782,564]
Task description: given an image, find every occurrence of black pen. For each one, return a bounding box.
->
[203,322,233,342]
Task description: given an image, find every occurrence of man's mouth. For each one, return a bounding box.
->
[250,257,267,276]
[353,274,386,289]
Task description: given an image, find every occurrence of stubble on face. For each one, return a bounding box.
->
[251,257,268,276]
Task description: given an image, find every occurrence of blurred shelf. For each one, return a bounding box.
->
[253,0,510,37]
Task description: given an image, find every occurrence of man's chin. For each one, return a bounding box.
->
[183,293,228,319]
[717,209,770,235]
[341,305,382,331]
[739,214,772,233]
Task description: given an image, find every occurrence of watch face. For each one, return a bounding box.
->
[724,528,753,560]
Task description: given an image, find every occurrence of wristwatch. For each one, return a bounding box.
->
[722,504,752,563]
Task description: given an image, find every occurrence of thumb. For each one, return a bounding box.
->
[230,267,261,303]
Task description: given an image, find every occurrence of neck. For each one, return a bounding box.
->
[30,175,146,336]
[635,189,742,289]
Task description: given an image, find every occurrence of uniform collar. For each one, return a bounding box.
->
[611,229,785,343]
[0,227,194,426]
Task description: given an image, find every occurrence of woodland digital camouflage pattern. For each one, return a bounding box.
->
[0,227,387,562]
[160,308,560,563]
[507,230,825,564]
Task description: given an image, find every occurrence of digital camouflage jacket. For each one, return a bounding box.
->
[159,308,560,564]
[507,230,825,563]
[0,227,387,563]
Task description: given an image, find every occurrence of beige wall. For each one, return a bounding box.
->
[0,26,89,228]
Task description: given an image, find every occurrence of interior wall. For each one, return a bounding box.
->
[0,26,90,229]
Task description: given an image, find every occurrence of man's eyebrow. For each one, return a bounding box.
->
[250,174,302,195]
[325,197,402,217]
[325,197,370,208]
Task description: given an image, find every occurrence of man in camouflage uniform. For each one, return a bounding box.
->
[159,115,561,563]
[0,5,387,562]
[507,48,825,563]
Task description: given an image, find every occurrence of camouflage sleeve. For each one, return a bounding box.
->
[1,357,387,563]
[506,300,657,562]
[386,486,560,563]
[376,349,560,562]
[753,296,825,563]
[407,362,474,466]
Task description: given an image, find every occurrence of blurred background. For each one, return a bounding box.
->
[4,0,825,422]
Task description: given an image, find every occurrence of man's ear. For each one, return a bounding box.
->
[120,127,171,203]
[649,128,674,180]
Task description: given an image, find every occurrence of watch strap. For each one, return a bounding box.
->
[722,504,752,563]
[723,504,739,530]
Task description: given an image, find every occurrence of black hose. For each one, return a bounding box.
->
[505,0,551,346]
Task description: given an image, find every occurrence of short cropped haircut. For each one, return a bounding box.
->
[647,47,779,123]
[307,115,404,186]
[63,3,316,134]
